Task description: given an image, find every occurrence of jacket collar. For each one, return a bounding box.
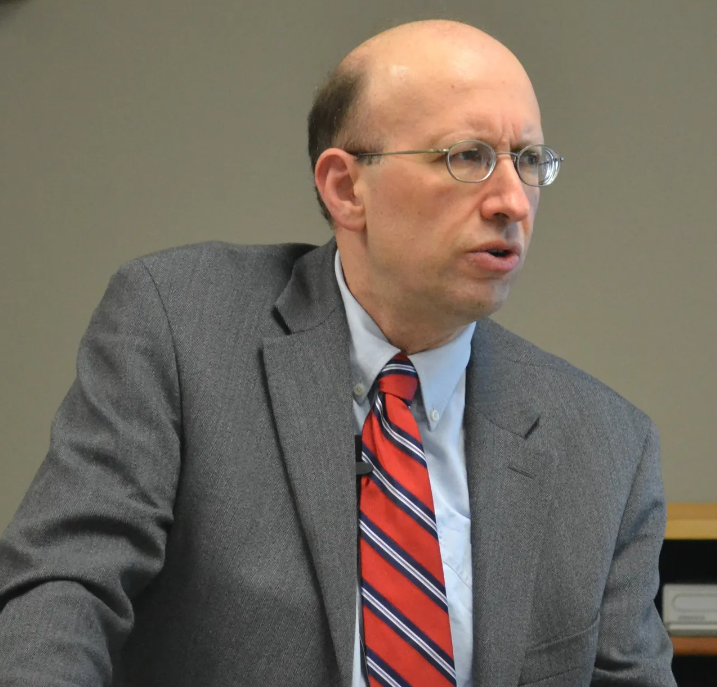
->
[274,238,343,334]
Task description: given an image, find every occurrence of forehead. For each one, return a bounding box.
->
[364,49,543,146]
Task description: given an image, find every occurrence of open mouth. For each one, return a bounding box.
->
[469,246,520,273]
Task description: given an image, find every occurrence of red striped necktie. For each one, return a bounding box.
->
[358,353,457,687]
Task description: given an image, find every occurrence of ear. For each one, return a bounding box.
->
[314,148,366,231]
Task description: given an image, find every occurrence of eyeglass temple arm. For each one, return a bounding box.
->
[352,148,448,158]
[354,149,564,162]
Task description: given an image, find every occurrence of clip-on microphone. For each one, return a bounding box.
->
[355,435,373,475]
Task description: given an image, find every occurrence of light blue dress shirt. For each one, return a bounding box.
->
[334,251,475,687]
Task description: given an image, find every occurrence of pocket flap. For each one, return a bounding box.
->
[519,615,600,685]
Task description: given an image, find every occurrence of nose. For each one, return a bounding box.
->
[478,155,534,224]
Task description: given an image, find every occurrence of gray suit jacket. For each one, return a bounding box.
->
[0,239,675,687]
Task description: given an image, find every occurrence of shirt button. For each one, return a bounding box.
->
[430,409,440,422]
[353,383,365,397]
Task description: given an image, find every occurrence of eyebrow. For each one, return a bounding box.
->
[431,133,544,151]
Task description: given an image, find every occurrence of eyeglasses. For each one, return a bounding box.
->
[349,139,564,187]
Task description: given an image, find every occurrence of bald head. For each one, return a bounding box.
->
[348,20,532,88]
[307,20,542,222]
[349,21,538,143]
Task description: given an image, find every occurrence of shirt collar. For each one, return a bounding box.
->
[334,250,475,431]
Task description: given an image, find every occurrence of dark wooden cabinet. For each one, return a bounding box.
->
[658,504,717,686]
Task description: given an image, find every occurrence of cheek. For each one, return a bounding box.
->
[368,166,456,226]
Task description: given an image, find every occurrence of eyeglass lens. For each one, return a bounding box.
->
[446,140,560,186]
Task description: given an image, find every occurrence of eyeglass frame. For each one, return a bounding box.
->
[347,139,564,187]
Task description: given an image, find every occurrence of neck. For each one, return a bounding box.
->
[341,264,469,355]
[370,314,467,354]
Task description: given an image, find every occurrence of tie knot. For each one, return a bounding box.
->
[377,353,419,404]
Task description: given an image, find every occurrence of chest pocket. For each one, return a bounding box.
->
[518,614,600,686]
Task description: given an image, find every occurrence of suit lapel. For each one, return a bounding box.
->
[466,321,558,687]
[262,240,357,687]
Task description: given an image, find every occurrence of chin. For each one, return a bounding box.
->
[455,285,510,321]
[471,301,505,321]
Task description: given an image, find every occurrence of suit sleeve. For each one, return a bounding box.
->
[0,260,181,686]
[592,421,677,686]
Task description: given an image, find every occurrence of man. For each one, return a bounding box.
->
[0,20,675,687]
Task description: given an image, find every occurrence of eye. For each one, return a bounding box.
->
[448,142,492,167]
[521,152,541,167]
[456,149,482,163]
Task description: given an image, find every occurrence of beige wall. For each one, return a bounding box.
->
[1,0,716,532]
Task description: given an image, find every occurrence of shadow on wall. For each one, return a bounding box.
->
[0,0,26,20]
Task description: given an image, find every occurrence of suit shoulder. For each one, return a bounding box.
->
[134,241,317,284]
[483,318,651,426]
[104,241,320,331]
